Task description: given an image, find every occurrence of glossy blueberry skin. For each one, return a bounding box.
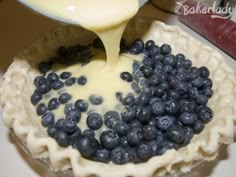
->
[151,101,165,116]
[77,136,99,158]
[137,92,151,106]
[66,109,81,122]
[89,94,103,105]
[110,146,129,165]
[63,116,78,134]
[60,72,72,79]
[156,141,174,155]
[77,76,87,85]
[165,100,178,115]
[136,143,152,161]
[31,92,42,105]
[129,39,144,55]
[34,76,47,87]
[48,98,60,111]
[160,44,171,55]
[129,120,143,129]
[41,112,55,127]
[182,127,194,146]
[65,77,76,86]
[36,103,48,116]
[119,136,129,148]
[143,124,157,140]
[156,115,175,131]
[47,72,59,83]
[140,65,153,79]
[176,53,186,61]
[192,120,204,134]
[132,83,141,93]
[198,107,213,123]
[122,95,135,106]
[47,126,57,138]
[52,80,64,90]
[54,130,69,147]
[179,112,197,125]
[136,106,151,124]
[36,83,51,94]
[93,149,110,163]
[198,66,210,78]
[100,130,120,150]
[82,129,95,139]
[113,121,129,136]
[127,127,143,147]
[167,125,185,144]
[121,107,136,123]
[104,111,120,128]
[87,113,103,130]
[148,45,160,57]
[59,93,72,104]
[145,40,155,51]
[120,72,133,82]
[70,128,82,148]
[74,99,88,112]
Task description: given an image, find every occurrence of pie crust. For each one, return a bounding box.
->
[1,19,236,177]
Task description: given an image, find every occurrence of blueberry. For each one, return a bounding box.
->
[160,44,171,55]
[82,129,95,139]
[132,62,141,73]
[179,112,197,125]
[113,121,129,136]
[143,57,155,68]
[136,107,151,124]
[120,72,133,82]
[116,92,123,102]
[167,125,185,144]
[136,143,152,161]
[145,40,155,50]
[70,128,82,147]
[104,111,120,128]
[60,72,71,79]
[74,99,88,112]
[119,136,129,148]
[149,75,161,87]
[66,109,81,122]
[163,55,176,66]
[77,136,99,158]
[203,87,213,98]
[34,76,47,87]
[100,130,120,150]
[182,127,194,145]
[93,149,110,163]
[188,87,199,99]
[37,83,51,94]
[192,77,203,88]
[192,120,204,134]
[93,38,104,48]
[129,120,143,129]
[202,78,213,89]
[154,86,165,97]
[121,107,136,123]
[156,141,174,155]
[179,100,197,113]
[183,59,192,69]
[59,93,72,104]
[199,66,210,78]
[41,112,55,127]
[176,53,186,61]
[77,76,87,85]
[55,130,69,147]
[47,72,59,83]
[63,116,78,134]
[38,61,51,74]
[160,81,170,90]
[87,113,103,130]
[55,118,64,129]
[127,127,143,146]
[137,92,151,106]
[36,103,48,116]
[64,103,74,114]
[58,46,68,57]
[165,100,178,114]
[198,107,213,123]
[52,80,64,90]
[133,70,144,82]
[143,124,157,140]
[147,140,159,156]
[129,39,144,54]
[122,94,135,106]
[156,115,175,131]
[31,92,42,105]
[167,90,180,100]
[65,77,76,86]
[110,147,129,164]
[47,126,57,137]
[151,101,165,116]
[48,98,60,111]
[156,130,165,144]
[132,83,141,93]
[176,82,189,95]
[196,95,208,105]
[89,94,103,105]
[140,65,153,78]
[148,45,160,57]
[163,65,173,73]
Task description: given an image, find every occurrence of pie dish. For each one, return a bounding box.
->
[1,18,236,177]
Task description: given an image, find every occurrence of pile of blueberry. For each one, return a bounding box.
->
[30,38,214,165]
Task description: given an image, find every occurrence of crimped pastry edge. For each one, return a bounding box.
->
[1,19,236,177]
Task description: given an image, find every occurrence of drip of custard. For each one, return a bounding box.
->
[26,0,142,133]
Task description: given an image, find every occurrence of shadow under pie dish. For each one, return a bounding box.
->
[1,18,236,177]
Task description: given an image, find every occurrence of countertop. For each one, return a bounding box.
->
[0,1,235,177]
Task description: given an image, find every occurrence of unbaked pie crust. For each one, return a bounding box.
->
[1,19,236,177]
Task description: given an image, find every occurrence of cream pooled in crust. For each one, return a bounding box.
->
[1,19,236,177]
